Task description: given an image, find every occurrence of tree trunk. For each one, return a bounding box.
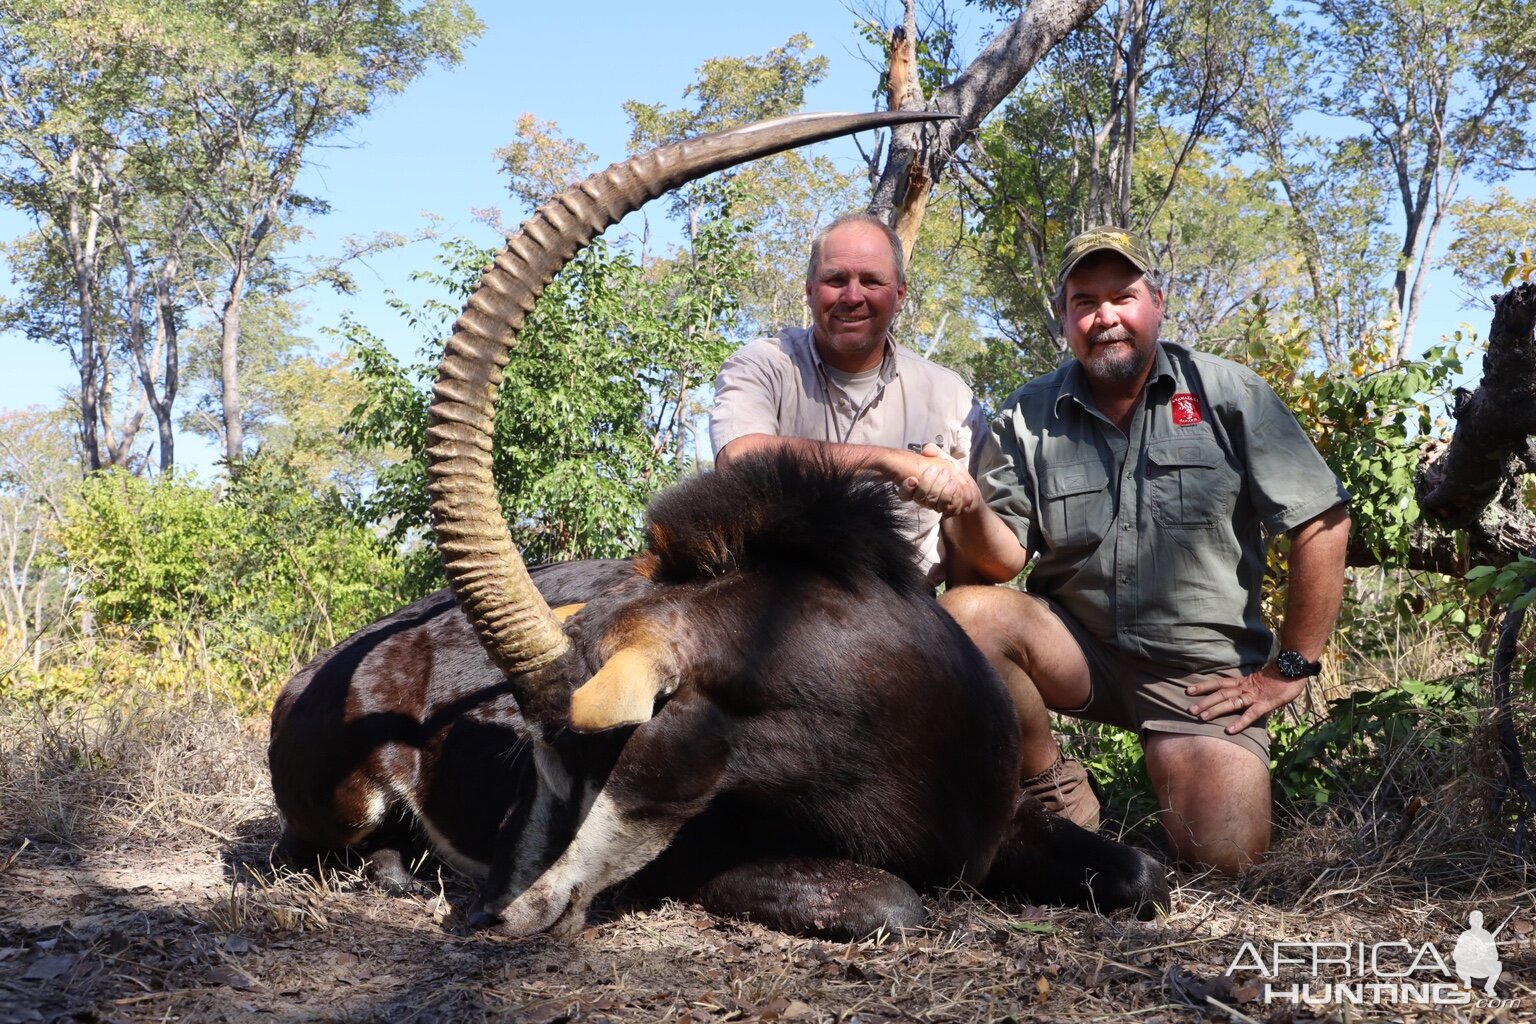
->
[64,182,103,473]
[72,269,101,473]
[214,181,287,465]
[1346,527,1467,576]
[1395,160,1460,365]
[125,291,177,474]
[155,280,179,472]
[108,201,185,474]
[1414,282,1536,564]
[887,5,927,270]
[220,259,247,463]
[96,334,146,469]
[867,0,1107,233]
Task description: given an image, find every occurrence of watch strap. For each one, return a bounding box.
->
[1276,649,1322,678]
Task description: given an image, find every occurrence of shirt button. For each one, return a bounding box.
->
[1122,522,1133,530]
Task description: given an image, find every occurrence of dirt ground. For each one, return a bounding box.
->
[3,703,1535,1024]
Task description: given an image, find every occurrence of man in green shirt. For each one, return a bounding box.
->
[915,227,1351,872]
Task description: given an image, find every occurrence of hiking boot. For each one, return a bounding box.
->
[1020,755,1100,832]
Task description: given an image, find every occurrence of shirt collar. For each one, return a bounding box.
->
[803,328,900,386]
[1148,342,1177,394]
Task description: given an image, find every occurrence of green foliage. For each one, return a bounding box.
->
[495,113,599,213]
[1466,558,1536,690]
[219,457,408,644]
[1238,294,1464,564]
[624,35,827,149]
[1269,678,1479,807]
[622,33,828,234]
[898,191,992,374]
[1055,718,1160,826]
[39,459,405,709]
[1466,558,1536,616]
[1505,248,1536,286]
[346,218,748,590]
[1297,357,1453,564]
[61,471,227,625]
[1446,188,1536,297]
[960,335,1036,414]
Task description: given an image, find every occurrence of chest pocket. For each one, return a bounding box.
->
[1146,436,1233,528]
[1039,457,1111,552]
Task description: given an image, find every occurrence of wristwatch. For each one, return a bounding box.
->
[1275,649,1322,679]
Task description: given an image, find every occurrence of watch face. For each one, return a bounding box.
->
[1277,650,1318,678]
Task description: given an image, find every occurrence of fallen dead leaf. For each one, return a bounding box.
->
[22,954,77,981]
[1009,920,1056,935]
[1232,980,1263,1003]
[207,965,255,990]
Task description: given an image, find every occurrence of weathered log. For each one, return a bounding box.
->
[1415,283,1536,545]
[1345,527,1466,576]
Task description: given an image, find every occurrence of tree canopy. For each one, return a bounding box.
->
[0,0,483,471]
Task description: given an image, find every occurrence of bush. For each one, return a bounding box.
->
[345,223,746,592]
[1269,676,1482,809]
[12,458,408,712]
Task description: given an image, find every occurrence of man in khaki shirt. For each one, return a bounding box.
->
[710,214,986,586]
[932,227,1351,871]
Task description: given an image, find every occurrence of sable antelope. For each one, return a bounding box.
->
[268,111,1168,940]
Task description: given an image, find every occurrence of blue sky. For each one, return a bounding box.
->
[0,1,1528,473]
[283,1,899,327]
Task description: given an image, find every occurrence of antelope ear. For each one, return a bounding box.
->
[551,603,585,623]
[570,647,667,732]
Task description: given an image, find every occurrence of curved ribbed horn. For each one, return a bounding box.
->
[426,109,951,691]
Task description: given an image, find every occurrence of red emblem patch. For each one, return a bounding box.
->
[1171,392,1203,426]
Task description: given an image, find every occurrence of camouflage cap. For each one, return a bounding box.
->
[1054,226,1156,288]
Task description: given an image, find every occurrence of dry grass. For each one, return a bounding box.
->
[3,696,1535,1024]
[0,694,272,851]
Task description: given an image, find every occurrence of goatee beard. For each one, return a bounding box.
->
[1084,329,1152,385]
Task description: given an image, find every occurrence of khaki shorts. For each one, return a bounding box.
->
[1041,599,1271,765]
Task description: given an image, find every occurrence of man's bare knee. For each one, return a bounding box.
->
[942,587,1091,721]
[942,587,1051,655]
[939,584,1008,629]
[1161,817,1268,874]
[1146,733,1271,874]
